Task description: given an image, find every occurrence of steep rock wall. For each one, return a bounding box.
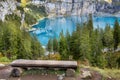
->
[32,0,120,17]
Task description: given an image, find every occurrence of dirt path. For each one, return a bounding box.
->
[0,66,77,80]
[0,66,115,80]
[9,74,58,80]
[9,75,77,80]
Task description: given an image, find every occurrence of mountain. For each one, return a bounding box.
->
[0,0,17,22]
[31,0,120,17]
[0,0,46,26]
[0,0,120,22]
[96,0,120,14]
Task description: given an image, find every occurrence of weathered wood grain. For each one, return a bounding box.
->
[10,60,77,69]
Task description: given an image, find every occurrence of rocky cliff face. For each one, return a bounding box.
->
[96,0,120,14]
[42,0,96,17]
[0,0,17,21]
[32,0,120,17]
[1,0,120,21]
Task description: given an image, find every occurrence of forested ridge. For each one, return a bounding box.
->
[0,14,44,60]
[0,0,45,61]
[47,14,120,68]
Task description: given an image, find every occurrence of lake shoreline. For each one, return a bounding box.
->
[31,13,120,29]
[29,15,120,46]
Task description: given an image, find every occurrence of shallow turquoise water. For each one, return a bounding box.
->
[31,16,120,46]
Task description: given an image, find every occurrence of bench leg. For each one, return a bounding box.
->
[66,69,76,77]
[11,67,23,77]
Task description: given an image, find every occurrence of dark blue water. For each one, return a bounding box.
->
[31,16,120,46]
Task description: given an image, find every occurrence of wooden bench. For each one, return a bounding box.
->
[10,59,77,69]
[10,59,78,77]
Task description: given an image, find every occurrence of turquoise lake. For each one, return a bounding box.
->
[31,16,120,46]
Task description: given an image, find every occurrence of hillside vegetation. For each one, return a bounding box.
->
[47,14,120,69]
[0,0,45,61]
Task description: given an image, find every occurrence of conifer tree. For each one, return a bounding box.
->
[31,36,44,59]
[66,30,71,56]
[87,14,93,37]
[113,19,119,50]
[102,24,113,48]
[90,27,107,68]
[59,31,68,59]
[53,38,59,53]
[70,25,82,60]
[79,25,91,61]
[47,38,53,53]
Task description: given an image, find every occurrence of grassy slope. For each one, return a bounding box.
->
[79,65,120,79]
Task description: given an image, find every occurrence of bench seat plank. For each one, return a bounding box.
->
[10,60,77,69]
